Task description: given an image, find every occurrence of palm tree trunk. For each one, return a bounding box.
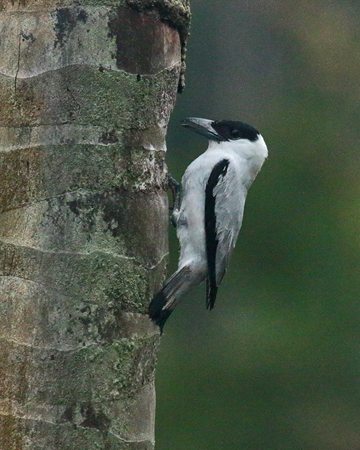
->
[0,1,190,448]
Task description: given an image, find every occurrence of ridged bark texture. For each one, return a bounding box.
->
[0,0,190,448]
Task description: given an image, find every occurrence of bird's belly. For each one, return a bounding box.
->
[177,212,207,272]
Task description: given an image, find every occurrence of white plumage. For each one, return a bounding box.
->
[149,118,268,331]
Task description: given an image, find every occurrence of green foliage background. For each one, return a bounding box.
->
[154,1,360,449]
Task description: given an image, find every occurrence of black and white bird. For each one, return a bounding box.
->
[149,117,268,331]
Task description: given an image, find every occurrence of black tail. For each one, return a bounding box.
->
[149,266,192,332]
[149,290,173,333]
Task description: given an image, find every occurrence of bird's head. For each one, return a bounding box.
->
[181,117,268,162]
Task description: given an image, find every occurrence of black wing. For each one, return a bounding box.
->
[204,159,230,309]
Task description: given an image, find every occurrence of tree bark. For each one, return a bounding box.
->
[0,0,190,448]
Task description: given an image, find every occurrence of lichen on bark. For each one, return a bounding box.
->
[125,0,191,91]
[0,0,190,448]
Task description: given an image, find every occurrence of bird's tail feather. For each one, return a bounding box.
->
[206,277,218,310]
[149,265,192,332]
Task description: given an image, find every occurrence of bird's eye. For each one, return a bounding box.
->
[230,129,240,137]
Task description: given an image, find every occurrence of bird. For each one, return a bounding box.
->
[149,117,268,332]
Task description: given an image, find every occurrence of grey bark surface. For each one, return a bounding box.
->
[0,0,190,448]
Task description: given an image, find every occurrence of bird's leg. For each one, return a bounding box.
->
[168,173,181,210]
[167,173,181,228]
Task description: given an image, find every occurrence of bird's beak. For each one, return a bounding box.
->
[181,117,226,141]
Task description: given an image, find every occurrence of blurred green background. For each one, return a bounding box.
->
[154,1,360,449]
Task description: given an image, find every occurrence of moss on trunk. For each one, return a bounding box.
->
[0,0,190,448]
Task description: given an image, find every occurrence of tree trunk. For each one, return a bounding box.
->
[0,1,190,448]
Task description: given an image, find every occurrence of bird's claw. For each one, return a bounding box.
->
[167,173,181,207]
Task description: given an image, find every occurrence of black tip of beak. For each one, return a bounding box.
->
[181,118,193,128]
[181,117,226,141]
